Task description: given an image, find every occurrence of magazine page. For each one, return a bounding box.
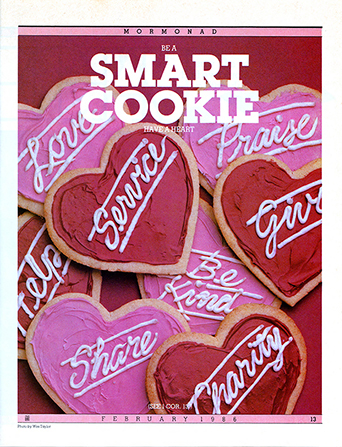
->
[1,1,342,446]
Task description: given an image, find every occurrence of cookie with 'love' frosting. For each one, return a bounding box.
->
[26,294,190,414]
[180,83,321,195]
[18,76,128,216]
[146,303,307,415]
[44,124,199,274]
[213,155,322,306]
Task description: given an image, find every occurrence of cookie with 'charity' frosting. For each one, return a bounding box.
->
[213,154,322,306]
[139,199,280,336]
[146,303,307,415]
[26,294,190,414]
[18,76,128,216]
[44,123,199,274]
[180,83,321,195]
[18,211,101,359]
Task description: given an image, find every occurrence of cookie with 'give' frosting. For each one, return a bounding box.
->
[26,294,190,414]
[146,303,307,415]
[44,123,199,274]
[18,212,101,359]
[213,155,322,306]
[18,76,128,216]
[180,83,321,195]
[139,199,280,335]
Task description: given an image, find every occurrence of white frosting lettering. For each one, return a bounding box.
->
[60,319,158,397]
[88,136,178,252]
[197,102,321,170]
[246,180,322,259]
[18,96,115,194]
[18,223,71,336]
[186,324,293,414]
[158,249,263,322]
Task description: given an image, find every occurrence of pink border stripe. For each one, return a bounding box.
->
[18,27,322,37]
[18,414,322,424]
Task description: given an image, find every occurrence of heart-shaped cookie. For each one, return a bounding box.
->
[146,303,306,415]
[181,84,321,194]
[44,124,199,274]
[26,294,190,414]
[213,155,322,305]
[18,77,127,216]
[139,200,279,335]
[18,212,101,359]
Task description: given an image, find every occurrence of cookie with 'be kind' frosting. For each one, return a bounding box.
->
[44,123,199,275]
[139,199,280,335]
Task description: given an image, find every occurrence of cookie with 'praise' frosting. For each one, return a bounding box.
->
[180,83,321,195]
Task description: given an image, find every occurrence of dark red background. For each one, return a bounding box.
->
[18,31,321,415]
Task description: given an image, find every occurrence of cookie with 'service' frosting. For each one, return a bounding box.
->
[213,155,322,306]
[146,303,307,415]
[44,123,199,274]
[18,212,101,359]
[25,294,190,414]
[18,76,128,216]
[139,199,280,335]
[180,83,321,195]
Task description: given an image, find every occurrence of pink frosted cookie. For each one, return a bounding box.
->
[139,200,279,335]
[18,212,101,359]
[181,83,321,194]
[26,295,190,414]
[146,303,307,415]
[213,155,322,306]
[44,124,199,274]
[18,77,128,216]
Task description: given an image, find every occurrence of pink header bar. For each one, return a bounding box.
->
[18,414,322,424]
[18,27,322,37]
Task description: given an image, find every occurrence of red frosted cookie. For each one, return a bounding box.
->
[18,212,101,359]
[18,77,128,216]
[26,295,190,414]
[213,155,322,306]
[181,83,321,194]
[44,124,199,274]
[146,303,307,415]
[139,200,279,335]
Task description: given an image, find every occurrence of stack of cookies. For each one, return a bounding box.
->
[18,77,321,415]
